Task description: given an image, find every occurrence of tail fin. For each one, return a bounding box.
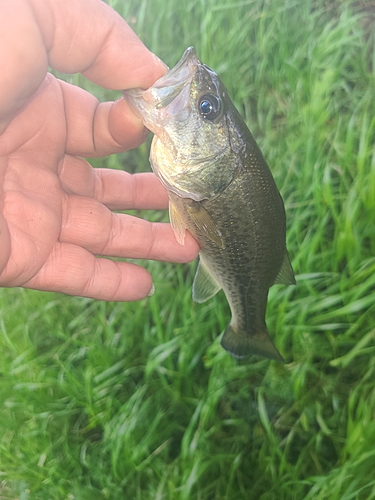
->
[221,324,284,362]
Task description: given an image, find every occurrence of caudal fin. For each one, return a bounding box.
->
[221,324,284,362]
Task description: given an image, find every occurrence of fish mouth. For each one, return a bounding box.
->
[152,47,198,97]
[123,47,199,131]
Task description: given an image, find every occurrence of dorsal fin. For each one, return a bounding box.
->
[273,250,296,286]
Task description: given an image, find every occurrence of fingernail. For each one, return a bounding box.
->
[148,283,155,297]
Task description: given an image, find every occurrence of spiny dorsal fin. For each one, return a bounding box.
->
[192,258,222,303]
[274,250,296,286]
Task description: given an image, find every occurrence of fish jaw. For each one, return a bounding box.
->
[123,47,199,136]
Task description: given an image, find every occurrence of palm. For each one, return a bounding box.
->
[0,0,199,301]
[0,75,198,300]
[0,76,62,285]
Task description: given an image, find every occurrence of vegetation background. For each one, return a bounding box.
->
[1,0,375,498]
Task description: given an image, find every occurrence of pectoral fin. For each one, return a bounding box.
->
[186,200,225,249]
[273,251,296,286]
[192,258,222,303]
[169,200,186,245]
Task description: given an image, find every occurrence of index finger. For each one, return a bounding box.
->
[0,0,166,133]
[32,0,166,89]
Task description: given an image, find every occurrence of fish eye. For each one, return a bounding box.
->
[198,94,222,121]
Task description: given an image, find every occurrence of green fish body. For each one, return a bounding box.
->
[124,47,295,361]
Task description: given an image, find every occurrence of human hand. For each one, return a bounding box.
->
[0,0,199,301]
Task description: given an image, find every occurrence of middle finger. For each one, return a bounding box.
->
[60,193,199,263]
[59,154,169,210]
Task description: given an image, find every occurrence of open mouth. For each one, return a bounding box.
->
[153,47,198,91]
[123,47,199,112]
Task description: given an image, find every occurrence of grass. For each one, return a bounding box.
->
[1,0,375,498]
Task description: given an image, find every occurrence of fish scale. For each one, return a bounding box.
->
[182,175,283,338]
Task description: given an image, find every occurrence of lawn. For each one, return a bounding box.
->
[1,0,375,498]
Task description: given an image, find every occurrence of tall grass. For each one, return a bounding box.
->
[1,0,375,498]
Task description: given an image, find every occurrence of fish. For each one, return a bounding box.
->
[123,47,295,361]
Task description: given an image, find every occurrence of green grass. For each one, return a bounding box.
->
[1,0,375,498]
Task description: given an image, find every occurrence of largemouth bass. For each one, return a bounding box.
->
[124,47,295,361]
